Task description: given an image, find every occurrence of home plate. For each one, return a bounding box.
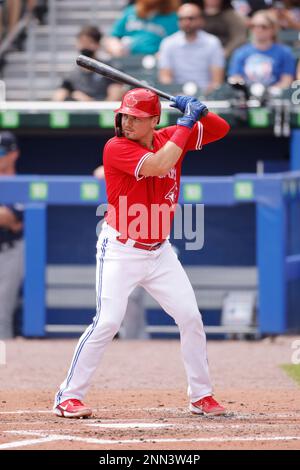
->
[87,422,172,429]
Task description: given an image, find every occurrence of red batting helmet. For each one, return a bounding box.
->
[115,88,161,136]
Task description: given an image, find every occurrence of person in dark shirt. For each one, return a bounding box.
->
[52,25,123,102]
[0,131,23,339]
[193,0,247,58]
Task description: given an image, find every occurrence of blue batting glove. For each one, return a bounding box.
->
[170,95,198,113]
[177,101,209,129]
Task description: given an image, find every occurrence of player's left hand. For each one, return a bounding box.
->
[170,95,198,113]
[177,100,208,128]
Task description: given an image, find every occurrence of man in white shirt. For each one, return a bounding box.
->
[158,2,225,95]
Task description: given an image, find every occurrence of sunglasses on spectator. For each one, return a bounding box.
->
[178,16,201,21]
[251,23,271,29]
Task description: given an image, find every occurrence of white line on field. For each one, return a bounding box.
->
[2,421,299,433]
[86,422,300,430]
[102,409,300,418]
[0,408,188,415]
[86,422,229,430]
[1,409,300,420]
[0,436,66,450]
[86,422,172,429]
[0,410,52,415]
[1,430,300,449]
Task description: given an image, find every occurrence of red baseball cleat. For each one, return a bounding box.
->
[189,396,226,416]
[54,399,92,419]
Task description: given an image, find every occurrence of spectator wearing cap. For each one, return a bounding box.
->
[228,10,296,90]
[52,25,123,102]
[0,131,23,339]
[158,2,225,94]
[105,0,179,57]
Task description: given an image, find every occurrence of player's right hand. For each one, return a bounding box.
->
[177,100,208,129]
[170,95,198,113]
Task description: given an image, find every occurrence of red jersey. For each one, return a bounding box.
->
[103,113,229,244]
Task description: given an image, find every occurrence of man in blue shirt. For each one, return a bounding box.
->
[0,132,23,339]
[228,10,295,89]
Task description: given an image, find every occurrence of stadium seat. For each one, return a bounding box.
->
[205,83,237,100]
[153,81,204,98]
[110,55,158,87]
[292,47,300,59]
[278,29,300,46]
[280,87,295,100]
[111,55,152,72]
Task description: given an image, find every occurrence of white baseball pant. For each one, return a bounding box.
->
[55,223,212,405]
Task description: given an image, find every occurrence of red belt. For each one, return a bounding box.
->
[117,237,162,251]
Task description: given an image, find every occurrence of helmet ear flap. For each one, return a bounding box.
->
[115,113,122,137]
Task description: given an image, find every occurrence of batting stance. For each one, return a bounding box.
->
[54,89,230,418]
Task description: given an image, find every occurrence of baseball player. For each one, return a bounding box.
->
[0,131,23,339]
[53,89,230,418]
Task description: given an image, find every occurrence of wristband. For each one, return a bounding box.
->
[169,126,192,149]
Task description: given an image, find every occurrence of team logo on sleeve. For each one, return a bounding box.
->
[165,182,178,207]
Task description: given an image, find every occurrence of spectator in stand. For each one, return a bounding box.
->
[192,0,247,58]
[105,0,179,56]
[0,1,46,43]
[6,0,22,32]
[0,1,3,41]
[270,0,300,30]
[228,10,296,90]
[52,26,123,102]
[1,1,38,32]
[0,132,23,340]
[231,0,273,19]
[158,2,225,94]
[0,0,22,40]
[232,0,300,27]
[30,1,48,24]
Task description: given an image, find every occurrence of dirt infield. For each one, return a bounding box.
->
[0,336,300,450]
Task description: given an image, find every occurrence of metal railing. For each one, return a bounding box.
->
[2,0,126,100]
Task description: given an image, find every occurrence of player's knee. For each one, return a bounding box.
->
[177,309,203,330]
[95,319,121,337]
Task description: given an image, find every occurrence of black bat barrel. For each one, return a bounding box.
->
[76,55,209,117]
[76,55,173,101]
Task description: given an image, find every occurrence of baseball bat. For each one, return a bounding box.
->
[76,55,208,115]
